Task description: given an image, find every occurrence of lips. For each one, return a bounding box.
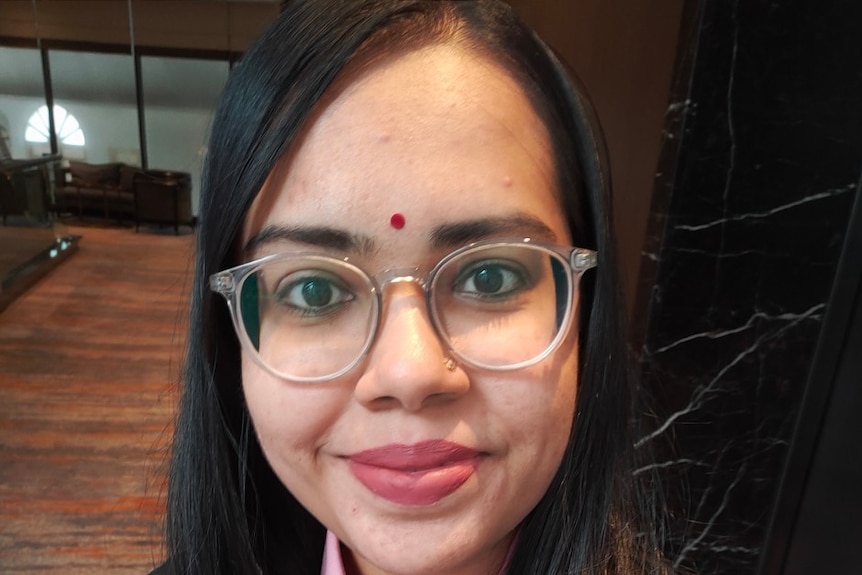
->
[347,439,481,506]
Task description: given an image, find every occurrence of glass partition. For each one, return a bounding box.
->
[141,55,229,216]
[48,49,139,165]
[0,46,47,160]
[0,46,66,276]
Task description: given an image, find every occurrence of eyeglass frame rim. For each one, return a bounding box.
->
[209,237,598,383]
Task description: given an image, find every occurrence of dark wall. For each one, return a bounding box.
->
[761,186,862,574]
[635,0,862,573]
[508,0,685,312]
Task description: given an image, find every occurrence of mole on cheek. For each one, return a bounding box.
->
[502,176,512,187]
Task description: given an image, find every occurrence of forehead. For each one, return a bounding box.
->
[244,43,568,253]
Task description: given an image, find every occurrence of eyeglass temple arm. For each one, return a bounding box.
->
[570,248,598,272]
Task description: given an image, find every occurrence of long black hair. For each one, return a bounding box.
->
[163,1,667,573]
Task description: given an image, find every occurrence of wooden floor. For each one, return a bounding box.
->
[0,225,194,574]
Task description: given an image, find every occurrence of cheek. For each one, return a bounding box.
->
[511,367,576,453]
[494,344,579,484]
[537,340,579,450]
[241,353,344,475]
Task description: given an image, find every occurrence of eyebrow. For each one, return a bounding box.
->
[244,213,558,257]
[244,225,377,257]
[429,213,558,249]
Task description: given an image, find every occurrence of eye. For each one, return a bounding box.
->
[454,260,529,300]
[274,271,354,316]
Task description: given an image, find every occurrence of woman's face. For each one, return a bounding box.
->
[241,44,579,575]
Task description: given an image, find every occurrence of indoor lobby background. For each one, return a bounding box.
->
[1,1,860,574]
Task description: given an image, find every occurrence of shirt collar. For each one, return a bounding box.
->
[320,530,345,575]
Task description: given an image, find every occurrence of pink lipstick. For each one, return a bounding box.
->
[347,440,481,506]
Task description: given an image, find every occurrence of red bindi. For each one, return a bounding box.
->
[389,213,406,230]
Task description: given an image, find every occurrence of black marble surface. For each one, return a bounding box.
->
[635,0,862,573]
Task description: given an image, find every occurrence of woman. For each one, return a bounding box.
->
[160,1,667,573]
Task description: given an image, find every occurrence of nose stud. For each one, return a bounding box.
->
[443,357,457,371]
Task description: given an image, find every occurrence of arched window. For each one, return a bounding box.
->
[25,105,85,146]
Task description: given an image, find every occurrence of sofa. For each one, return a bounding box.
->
[54,161,138,221]
[54,161,193,232]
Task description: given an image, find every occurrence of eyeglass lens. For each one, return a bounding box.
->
[237,244,572,380]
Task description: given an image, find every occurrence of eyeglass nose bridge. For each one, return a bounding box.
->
[366,266,447,354]
[370,267,429,295]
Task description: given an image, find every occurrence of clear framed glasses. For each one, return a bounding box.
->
[210,238,597,382]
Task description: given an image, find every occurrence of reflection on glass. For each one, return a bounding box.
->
[26,105,86,146]
[0,46,47,160]
[49,50,138,164]
[0,45,57,229]
[141,56,229,216]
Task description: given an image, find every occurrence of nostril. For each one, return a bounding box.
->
[364,395,401,411]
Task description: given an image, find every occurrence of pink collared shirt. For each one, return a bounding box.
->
[321,530,346,575]
[320,530,514,575]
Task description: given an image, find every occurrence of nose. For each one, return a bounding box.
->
[354,284,470,412]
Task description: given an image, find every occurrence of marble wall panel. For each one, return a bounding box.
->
[635,0,862,573]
